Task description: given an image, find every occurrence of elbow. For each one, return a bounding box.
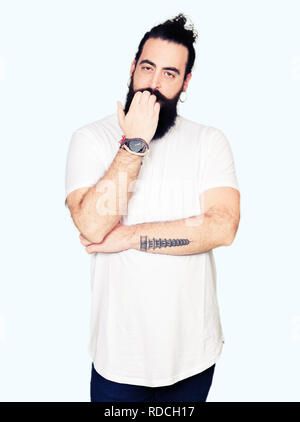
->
[71,211,106,244]
[74,216,122,244]
[223,230,236,246]
[78,221,108,244]
[85,224,121,244]
[70,204,121,244]
[82,231,105,244]
[223,235,235,247]
[223,219,240,246]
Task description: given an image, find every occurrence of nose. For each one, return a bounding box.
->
[150,71,161,90]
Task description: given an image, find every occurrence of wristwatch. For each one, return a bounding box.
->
[120,137,149,156]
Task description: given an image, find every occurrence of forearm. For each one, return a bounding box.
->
[129,212,233,255]
[75,148,143,243]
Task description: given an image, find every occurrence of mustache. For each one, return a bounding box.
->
[135,87,170,103]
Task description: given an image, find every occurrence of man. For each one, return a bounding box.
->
[65,13,240,402]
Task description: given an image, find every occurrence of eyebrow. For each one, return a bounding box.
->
[139,59,181,76]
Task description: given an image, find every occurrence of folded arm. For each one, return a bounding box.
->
[127,211,235,255]
[80,186,240,256]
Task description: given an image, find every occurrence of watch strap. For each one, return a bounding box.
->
[119,136,149,156]
[121,143,148,157]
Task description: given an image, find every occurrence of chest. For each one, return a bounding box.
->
[123,137,203,224]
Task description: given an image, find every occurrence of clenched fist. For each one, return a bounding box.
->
[117,91,160,145]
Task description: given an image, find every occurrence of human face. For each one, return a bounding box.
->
[124,38,192,140]
[132,37,191,100]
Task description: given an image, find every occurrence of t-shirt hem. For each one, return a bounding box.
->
[90,345,223,387]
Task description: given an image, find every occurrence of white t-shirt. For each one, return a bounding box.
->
[64,113,240,387]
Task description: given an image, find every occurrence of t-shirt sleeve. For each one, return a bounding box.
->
[64,129,106,208]
[200,128,240,193]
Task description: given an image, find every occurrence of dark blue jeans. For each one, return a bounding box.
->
[90,363,216,402]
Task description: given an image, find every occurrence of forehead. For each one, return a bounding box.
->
[138,37,188,71]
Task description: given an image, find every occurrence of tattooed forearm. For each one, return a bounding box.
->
[140,236,190,251]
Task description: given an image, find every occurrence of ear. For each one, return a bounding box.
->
[182,72,192,92]
[130,59,136,77]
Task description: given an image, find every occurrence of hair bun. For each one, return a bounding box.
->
[173,13,187,27]
[165,13,198,43]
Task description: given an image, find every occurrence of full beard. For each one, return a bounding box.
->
[124,75,183,141]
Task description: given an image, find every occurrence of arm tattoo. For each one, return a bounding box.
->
[140,236,190,251]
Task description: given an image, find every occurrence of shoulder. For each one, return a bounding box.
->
[177,115,227,144]
[73,114,119,138]
[70,114,121,153]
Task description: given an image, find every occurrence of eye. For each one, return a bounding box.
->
[165,72,175,79]
[141,66,152,71]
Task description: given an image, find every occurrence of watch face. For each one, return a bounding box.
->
[128,139,143,152]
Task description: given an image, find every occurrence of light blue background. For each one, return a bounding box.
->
[0,0,299,402]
